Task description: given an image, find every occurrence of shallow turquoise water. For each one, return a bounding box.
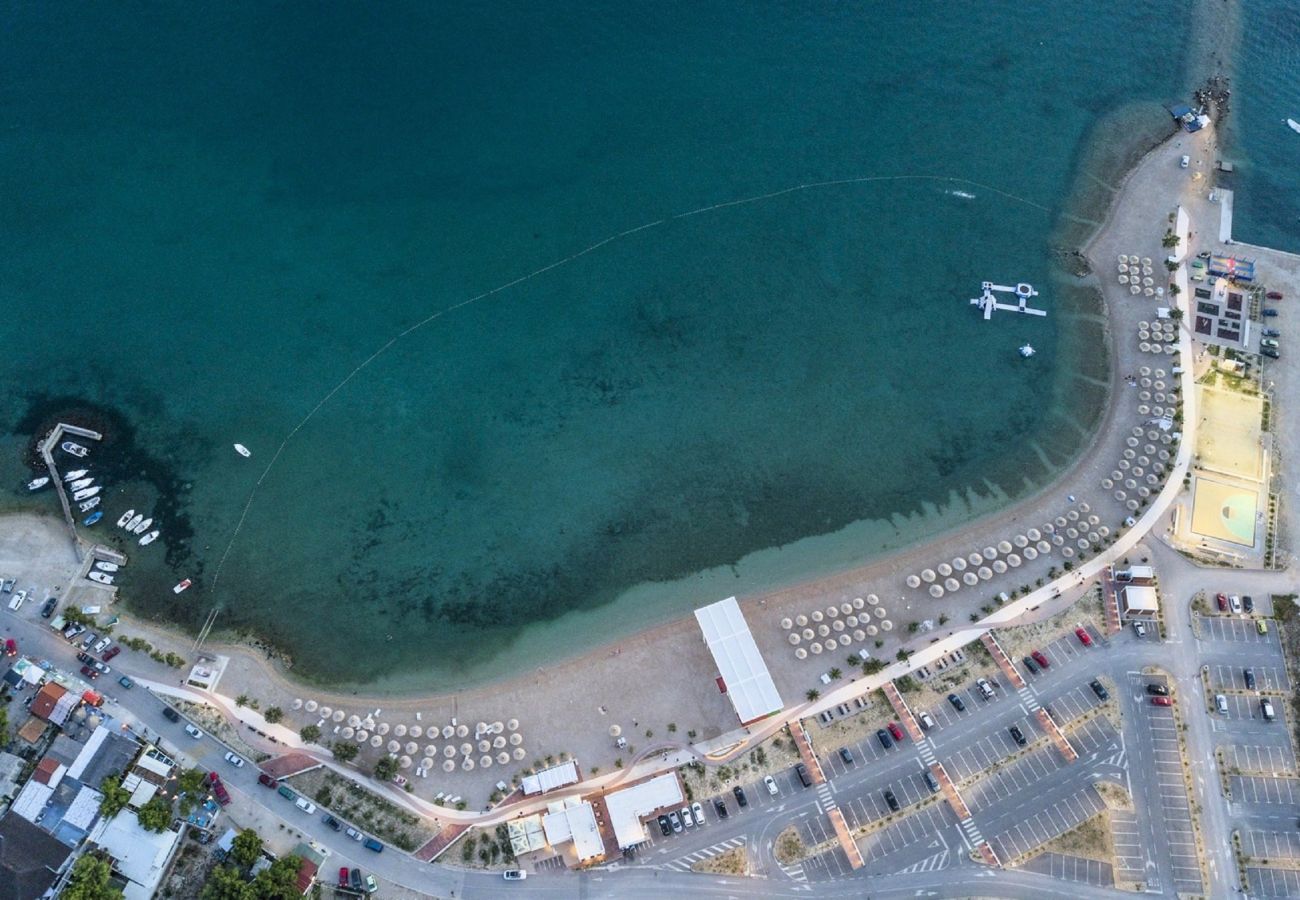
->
[2,3,1194,686]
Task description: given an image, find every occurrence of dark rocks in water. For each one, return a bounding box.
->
[1194,74,1231,123]
[1052,246,1092,278]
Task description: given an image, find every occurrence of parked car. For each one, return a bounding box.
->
[1243,595,1255,613]
[1261,339,1281,351]
[1009,725,1027,747]
[1031,650,1050,669]
[876,728,893,749]
[40,597,57,618]
[1257,619,1269,635]
[258,772,279,789]
[1230,594,1243,613]
[184,724,203,739]
[364,836,385,852]
[1263,347,1281,359]
[7,589,26,611]
[92,636,111,654]
[1022,655,1040,675]
[77,651,95,666]
[118,675,134,689]
[350,869,362,892]
[1244,668,1257,690]
[79,632,97,649]
[1263,308,1279,317]
[503,870,527,881]
[1146,683,1170,696]
[883,789,900,812]
[924,770,940,793]
[1266,291,1284,300]
[322,813,341,831]
[1216,592,1228,611]
[208,773,231,806]
[794,763,812,788]
[1090,679,1110,701]
[2,638,15,657]
[975,678,995,700]
[679,806,693,828]
[162,706,180,722]
[691,800,704,824]
[1262,328,1281,338]
[918,711,936,730]
[1262,698,1276,721]
[1151,696,1174,707]
[947,693,966,712]
[733,785,748,808]
[364,874,378,894]
[1215,694,1228,714]
[1075,626,1093,647]
[713,798,728,818]
[1179,154,1190,168]
[79,664,99,680]
[887,722,905,741]
[839,747,855,765]
[1133,620,1146,637]
[91,661,110,674]
[765,775,779,795]
[668,812,682,833]
[224,751,245,768]
[338,867,350,888]
[657,815,671,837]
[102,645,120,662]
[344,825,364,841]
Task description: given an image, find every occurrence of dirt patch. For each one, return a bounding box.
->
[774,825,808,865]
[1026,808,1115,866]
[1094,779,1135,812]
[997,586,1105,662]
[680,730,802,799]
[693,846,749,875]
[172,698,269,763]
[286,767,435,852]
[159,833,224,899]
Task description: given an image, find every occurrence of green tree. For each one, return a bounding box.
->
[805,689,820,701]
[178,767,208,796]
[251,855,301,899]
[862,658,886,675]
[829,667,842,680]
[235,695,249,708]
[374,755,399,781]
[199,866,253,900]
[136,796,172,832]
[263,707,283,724]
[331,740,359,763]
[61,852,123,900]
[231,829,264,870]
[98,773,131,818]
[299,724,321,743]
[0,706,8,746]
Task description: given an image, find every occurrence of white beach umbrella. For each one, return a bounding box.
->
[826,605,839,618]
[874,606,887,619]
[406,741,419,755]
[332,709,345,723]
[944,577,959,592]
[992,560,1007,574]
[422,757,434,770]
[796,614,808,626]
[1115,490,1127,501]
[291,698,303,710]
[1101,479,1113,489]
[1130,285,1141,294]
[795,648,807,660]
[514,748,527,761]
[1144,287,1154,296]
[426,744,438,758]
[968,552,983,565]
[929,584,944,598]
[341,727,355,739]
[1067,510,1079,521]
[462,758,475,771]
[818,624,830,637]
[1098,526,1111,537]
[318,705,332,719]
[982,547,997,560]
[498,751,511,765]
[840,602,853,616]
[387,740,401,753]
[1119,274,1129,284]
[370,735,383,748]
[853,629,866,641]
[1037,540,1051,553]
[1143,277,1153,286]
[1087,532,1100,543]
[880,620,893,631]
[906,575,921,588]
[847,615,859,627]
[1027,528,1041,541]
[1014,534,1028,548]
[394,724,407,737]
[456,724,469,738]
[921,569,936,583]
[1052,534,1064,546]
[1146,474,1159,485]
[780,617,793,630]
[1126,499,1140,511]
[1118,254,1128,263]
[479,739,491,753]
[444,745,457,758]
[305,700,318,713]
[978,566,993,580]
[1125,479,1137,490]
[480,755,492,769]
[1066,527,1078,539]
[400,755,412,769]
[1024,547,1038,561]
[377,723,390,736]
[866,624,878,637]
[952,557,966,571]
[1007,554,1022,567]
[442,725,455,739]
[802,628,814,640]
[460,742,473,756]
[1137,405,1150,415]
[853,596,866,609]
[811,610,824,622]
[810,642,823,654]
[1061,546,1075,558]
[1077,538,1089,549]
[997,540,1012,554]
[1142,256,1151,266]
[788,633,801,646]
[1043,523,1055,534]
[833,619,845,632]
[348,715,361,728]
[1124,449,1135,460]
[1138,486,1151,498]
[410,725,423,738]
[494,736,506,750]
[442,759,456,773]
[963,572,979,585]
[937,563,952,577]
[355,730,369,742]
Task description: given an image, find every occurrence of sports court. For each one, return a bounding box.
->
[1190,476,1258,546]
[1195,385,1263,480]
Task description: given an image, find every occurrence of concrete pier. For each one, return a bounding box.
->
[39,422,103,556]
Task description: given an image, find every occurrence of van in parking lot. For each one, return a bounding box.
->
[923,771,940,793]
[1215,694,1228,714]
[1262,699,1276,721]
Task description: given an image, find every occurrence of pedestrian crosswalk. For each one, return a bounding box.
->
[896,848,949,874]
[662,836,747,872]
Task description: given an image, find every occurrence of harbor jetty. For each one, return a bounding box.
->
[39,422,102,557]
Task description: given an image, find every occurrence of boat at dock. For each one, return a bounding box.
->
[173,578,192,594]
[96,562,119,573]
[1288,118,1300,135]
[61,441,89,457]
[27,476,50,491]
[234,443,251,457]
[78,498,100,512]
[83,511,103,526]
[125,513,144,531]
[68,477,94,491]
[87,571,114,585]
[117,509,135,528]
[63,469,88,481]
[72,486,101,501]
[138,530,159,546]
[132,517,153,535]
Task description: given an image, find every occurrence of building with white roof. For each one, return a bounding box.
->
[521,760,580,796]
[541,797,604,863]
[694,596,784,726]
[602,773,683,849]
[89,812,184,900]
[1122,585,1160,616]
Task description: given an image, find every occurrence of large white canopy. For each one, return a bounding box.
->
[694,596,784,726]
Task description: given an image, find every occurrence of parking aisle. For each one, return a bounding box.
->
[1199,614,1281,646]
[1225,743,1297,775]
[855,804,954,871]
[1247,866,1300,898]
[1207,662,1290,693]
[1241,829,1300,863]
[1108,808,1144,884]
[1230,775,1300,806]
[1020,851,1114,888]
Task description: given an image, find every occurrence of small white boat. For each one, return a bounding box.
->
[68,477,94,491]
[26,476,50,491]
[1019,343,1036,357]
[79,498,101,512]
[234,443,251,458]
[63,469,88,481]
[173,578,192,594]
[125,513,144,531]
[117,509,135,528]
[96,561,119,572]
[72,486,101,501]
[138,530,159,546]
[132,517,153,535]
[1288,118,1300,135]
[87,571,114,585]
[61,441,89,457]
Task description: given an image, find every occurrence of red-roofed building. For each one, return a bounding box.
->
[30,683,66,721]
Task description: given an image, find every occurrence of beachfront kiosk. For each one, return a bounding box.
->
[694,596,784,728]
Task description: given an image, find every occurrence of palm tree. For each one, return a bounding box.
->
[1162,231,1181,248]
[805,689,820,701]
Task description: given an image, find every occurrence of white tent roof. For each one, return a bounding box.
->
[1123,585,1160,612]
[604,773,683,848]
[521,760,579,795]
[694,596,783,725]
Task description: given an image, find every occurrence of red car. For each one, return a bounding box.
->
[1151,696,1174,707]
[1216,592,1228,611]
[3,638,16,657]
[208,772,231,806]
[257,772,279,789]
[887,722,905,741]
[80,665,99,680]
[1031,650,1050,668]
[1075,626,1093,647]
[1266,291,1283,301]
[102,645,120,662]
[338,867,350,888]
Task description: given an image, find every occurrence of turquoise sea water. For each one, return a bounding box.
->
[1,3,1208,687]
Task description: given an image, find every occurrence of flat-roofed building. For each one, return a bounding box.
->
[521,760,580,796]
[602,773,684,849]
[694,596,783,727]
[1123,585,1160,616]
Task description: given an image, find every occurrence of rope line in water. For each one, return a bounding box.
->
[208,173,1049,594]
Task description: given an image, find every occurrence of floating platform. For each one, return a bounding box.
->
[970,281,1046,320]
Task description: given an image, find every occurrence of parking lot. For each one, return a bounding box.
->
[1230,775,1300,806]
[1198,614,1279,645]
[1215,692,1286,723]
[1207,662,1290,693]
[986,785,1105,863]
[1225,743,1296,775]
[854,804,954,870]
[1108,808,1145,884]
[1241,829,1300,862]
[1020,850,1114,887]
[1247,865,1300,898]
[1128,673,1203,894]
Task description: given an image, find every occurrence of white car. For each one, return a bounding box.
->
[345,826,364,842]
[7,589,27,611]
[93,636,111,654]
[691,801,704,824]
[1180,154,1190,168]
[184,724,203,739]
[679,805,694,827]
[1133,620,1146,637]
[294,797,317,814]
[224,751,245,768]
[1230,595,1242,614]
[503,870,527,881]
[764,775,778,796]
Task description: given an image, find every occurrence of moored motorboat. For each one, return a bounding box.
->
[1289,118,1300,135]
[87,571,114,585]
[79,498,101,512]
[117,509,135,528]
[132,517,153,535]
[125,513,144,531]
[68,477,94,491]
[27,476,50,491]
[72,486,101,501]
[63,469,88,481]
[234,443,251,457]
[61,441,89,457]
[173,578,192,594]
[83,511,103,526]
[96,561,119,572]
[138,530,159,546]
